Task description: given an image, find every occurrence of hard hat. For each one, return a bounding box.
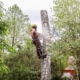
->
[31,24,37,28]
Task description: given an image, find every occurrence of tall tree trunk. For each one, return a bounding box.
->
[40,10,51,80]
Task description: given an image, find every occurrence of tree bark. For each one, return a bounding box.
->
[40,10,51,80]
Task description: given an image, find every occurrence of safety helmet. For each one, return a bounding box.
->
[31,24,37,29]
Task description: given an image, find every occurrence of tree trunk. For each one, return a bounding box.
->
[40,10,51,80]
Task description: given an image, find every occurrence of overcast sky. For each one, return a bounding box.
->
[1,0,53,32]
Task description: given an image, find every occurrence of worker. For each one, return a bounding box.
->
[30,24,47,59]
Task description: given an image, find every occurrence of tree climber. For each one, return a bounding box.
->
[30,24,47,59]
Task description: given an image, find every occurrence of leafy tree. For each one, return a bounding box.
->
[5,4,31,51]
[49,40,71,79]
[0,1,9,51]
[4,39,41,80]
[0,1,8,35]
[51,0,80,79]
[0,1,4,19]
[0,52,9,79]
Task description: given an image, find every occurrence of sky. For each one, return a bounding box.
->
[1,0,53,32]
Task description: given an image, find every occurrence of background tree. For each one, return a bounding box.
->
[0,1,10,52]
[51,0,80,79]
[0,55,9,79]
[48,40,71,79]
[2,39,41,80]
[5,4,31,52]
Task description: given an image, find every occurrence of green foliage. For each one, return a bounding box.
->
[52,0,80,28]
[0,1,41,80]
[50,40,71,79]
[0,1,4,18]
[0,56,9,78]
[51,0,80,79]
[0,1,7,35]
[51,54,61,79]
[0,1,10,51]
[0,39,40,80]
[51,0,80,54]
[52,0,80,46]
[0,21,8,35]
[5,4,31,49]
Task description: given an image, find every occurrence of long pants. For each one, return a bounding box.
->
[33,39,42,59]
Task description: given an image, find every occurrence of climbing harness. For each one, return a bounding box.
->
[32,38,42,59]
[32,37,47,59]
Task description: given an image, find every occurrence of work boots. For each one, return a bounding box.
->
[37,45,47,59]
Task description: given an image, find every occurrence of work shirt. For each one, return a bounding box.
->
[30,28,43,46]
